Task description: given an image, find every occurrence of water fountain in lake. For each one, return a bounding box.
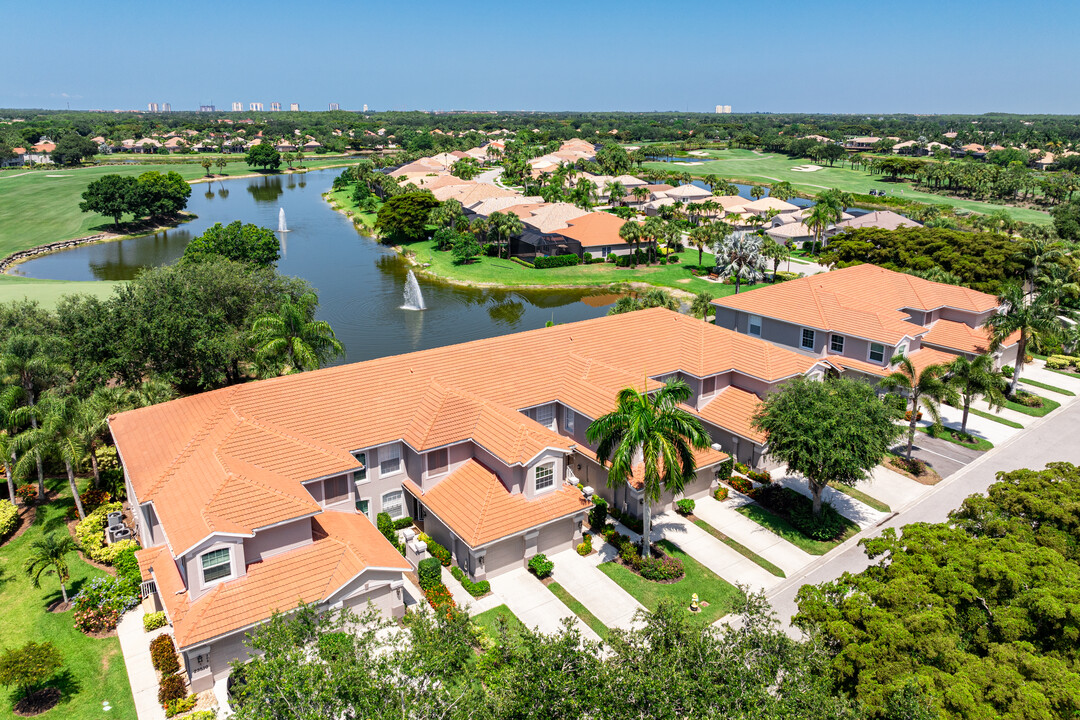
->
[402,270,426,311]
[278,207,288,232]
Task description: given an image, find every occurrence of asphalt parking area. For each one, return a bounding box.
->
[894,434,984,478]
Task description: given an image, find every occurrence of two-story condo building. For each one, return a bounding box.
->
[711,264,1020,381]
[111,309,829,691]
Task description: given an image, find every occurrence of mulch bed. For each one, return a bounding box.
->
[885,456,943,486]
[47,599,72,614]
[13,687,60,716]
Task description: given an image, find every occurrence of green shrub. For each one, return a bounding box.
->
[674,499,695,516]
[638,553,684,581]
[588,496,608,530]
[533,254,580,269]
[775,270,803,282]
[734,462,751,475]
[418,558,442,590]
[0,641,63,696]
[528,553,554,579]
[510,257,535,268]
[150,634,180,674]
[1002,366,1014,377]
[714,485,729,501]
[392,516,414,530]
[449,566,490,597]
[164,694,197,717]
[576,534,593,556]
[716,458,734,483]
[0,499,16,540]
[420,534,451,566]
[144,612,168,632]
[376,512,397,544]
[788,502,851,541]
[883,394,908,413]
[158,673,186,705]
[74,503,140,564]
[582,252,592,262]
[746,469,772,484]
[114,545,143,596]
[1046,354,1080,370]
[728,476,754,494]
[1010,390,1043,408]
[188,711,217,720]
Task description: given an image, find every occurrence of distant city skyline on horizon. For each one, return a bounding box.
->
[3,0,1078,114]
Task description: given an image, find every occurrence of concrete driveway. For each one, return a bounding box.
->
[549,548,645,631]
[693,496,814,576]
[487,567,602,642]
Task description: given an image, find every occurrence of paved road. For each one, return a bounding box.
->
[894,432,983,478]
[768,396,1080,632]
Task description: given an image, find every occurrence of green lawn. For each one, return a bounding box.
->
[917,426,994,452]
[643,148,1051,224]
[597,540,743,625]
[406,238,768,295]
[827,482,892,513]
[326,188,380,230]
[1005,392,1060,417]
[0,158,354,259]
[547,583,609,640]
[963,405,1024,428]
[690,519,784,577]
[734,503,854,555]
[1019,378,1076,396]
[0,275,120,309]
[471,604,526,644]
[0,477,135,720]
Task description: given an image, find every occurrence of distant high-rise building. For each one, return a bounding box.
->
[290,103,300,111]
[714,105,732,114]
[328,103,340,111]
[148,102,159,112]
[231,102,243,112]
[270,102,281,111]
[199,105,216,112]
[363,104,368,113]
[249,102,264,111]
[162,102,171,112]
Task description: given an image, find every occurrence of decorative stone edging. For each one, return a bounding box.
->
[0,233,116,274]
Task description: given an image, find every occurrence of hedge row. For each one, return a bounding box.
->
[533,254,580,269]
[0,499,16,541]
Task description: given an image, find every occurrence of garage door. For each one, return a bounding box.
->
[538,520,572,555]
[483,536,524,578]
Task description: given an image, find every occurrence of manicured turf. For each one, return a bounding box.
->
[0,477,135,720]
[1004,392,1060,417]
[326,188,380,230]
[963,405,1024,428]
[827,482,892,513]
[734,504,851,556]
[0,158,355,259]
[690,518,785,577]
[917,426,994,452]
[0,275,120,309]
[547,583,609,640]
[597,540,743,625]
[471,604,526,644]
[1019,378,1076,396]
[643,148,1051,224]
[406,238,768,295]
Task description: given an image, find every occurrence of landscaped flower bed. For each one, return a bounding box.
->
[750,485,856,542]
[605,532,684,582]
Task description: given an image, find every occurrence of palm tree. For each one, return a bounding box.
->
[215,157,227,175]
[642,216,666,264]
[251,293,345,375]
[760,236,790,280]
[429,199,464,232]
[749,185,765,201]
[948,354,1006,434]
[586,379,710,558]
[0,427,16,508]
[690,292,714,321]
[714,232,765,293]
[132,377,176,408]
[986,284,1061,394]
[1015,237,1067,298]
[769,181,795,201]
[489,211,524,259]
[15,394,90,520]
[618,221,643,268]
[605,180,626,207]
[879,357,955,460]
[688,224,712,268]
[631,186,649,208]
[803,201,834,255]
[79,388,132,488]
[200,158,213,177]
[0,335,67,498]
[24,533,81,604]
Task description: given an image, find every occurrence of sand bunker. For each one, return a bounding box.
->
[674,161,706,166]
[688,151,711,157]
[46,174,72,177]
[791,165,823,172]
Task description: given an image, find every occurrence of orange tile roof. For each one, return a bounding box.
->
[695,387,767,444]
[827,355,890,377]
[112,310,819,555]
[921,319,1019,354]
[905,347,959,377]
[403,459,589,547]
[554,212,633,248]
[138,512,409,649]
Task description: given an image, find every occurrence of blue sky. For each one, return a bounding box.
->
[3,0,1079,114]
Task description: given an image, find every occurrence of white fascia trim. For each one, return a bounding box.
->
[176,532,253,560]
[301,470,362,485]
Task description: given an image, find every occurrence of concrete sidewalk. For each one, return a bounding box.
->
[855,465,932,510]
[650,511,782,591]
[116,607,168,720]
[549,548,645,631]
[487,567,602,642]
[692,496,813,576]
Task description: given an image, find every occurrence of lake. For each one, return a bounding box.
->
[11,169,619,364]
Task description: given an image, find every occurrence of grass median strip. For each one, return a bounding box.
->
[734,504,846,556]
[598,540,743,624]
[916,426,994,452]
[547,583,610,640]
[827,482,892,513]
[1005,392,1060,417]
[1020,378,1076,396]
[690,518,785,577]
[964,406,1024,428]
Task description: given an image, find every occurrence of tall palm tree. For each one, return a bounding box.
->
[769,181,795,201]
[79,388,132,488]
[947,354,1006,434]
[1015,237,1067,299]
[688,224,712,268]
[631,186,649,208]
[749,185,765,201]
[986,284,1061,394]
[879,357,955,460]
[605,180,626,207]
[0,427,16,508]
[803,201,834,255]
[489,211,524,259]
[714,232,765,293]
[24,532,81,605]
[618,221,643,268]
[15,394,90,520]
[642,216,666,264]
[0,335,67,498]
[251,293,345,375]
[586,379,710,558]
[760,236,790,280]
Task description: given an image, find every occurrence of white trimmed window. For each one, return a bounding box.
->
[379,444,402,475]
[747,314,762,337]
[201,548,232,584]
[801,328,816,350]
[535,405,555,430]
[830,334,845,353]
[427,448,448,476]
[535,463,555,491]
[869,342,886,363]
[356,497,370,518]
[382,490,404,520]
[564,410,575,435]
[897,342,908,357]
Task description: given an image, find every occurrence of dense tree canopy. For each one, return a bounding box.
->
[374,191,439,240]
[78,171,190,227]
[50,133,98,165]
[822,227,1027,294]
[183,221,280,266]
[795,462,1080,720]
[245,142,281,170]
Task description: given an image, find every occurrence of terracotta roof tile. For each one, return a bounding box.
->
[694,387,767,444]
[922,319,1019,354]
